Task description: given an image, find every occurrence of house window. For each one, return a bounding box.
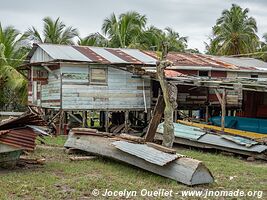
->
[199,71,209,77]
[90,67,107,85]
[251,74,258,78]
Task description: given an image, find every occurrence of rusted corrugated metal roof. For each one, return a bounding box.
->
[143,51,237,69]
[29,44,157,65]
[143,51,267,71]
[165,70,186,77]
[112,141,179,166]
[27,44,267,71]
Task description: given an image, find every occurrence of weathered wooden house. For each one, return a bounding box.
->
[23,43,157,132]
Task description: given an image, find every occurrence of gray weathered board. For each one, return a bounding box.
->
[64,133,214,185]
[112,141,178,166]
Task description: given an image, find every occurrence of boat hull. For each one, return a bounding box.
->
[0,143,22,168]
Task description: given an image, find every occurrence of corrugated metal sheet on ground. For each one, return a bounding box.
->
[199,134,267,153]
[156,122,206,140]
[220,135,258,147]
[158,123,267,153]
[112,141,179,166]
[0,127,37,151]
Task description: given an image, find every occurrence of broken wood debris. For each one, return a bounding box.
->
[146,142,177,154]
[64,130,214,185]
[18,156,46,165]
[69,156,96,161]
[118,133,145,143]
[0,108,50,168]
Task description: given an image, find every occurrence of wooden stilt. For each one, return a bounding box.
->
[125,111,129,133]
[205,106,209,123]
[82,111,86,128]
[105,111,109,133]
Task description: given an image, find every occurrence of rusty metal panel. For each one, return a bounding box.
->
[112,141,179,166]
[73,46,110,63]
[106,48,142,64]
[0,128,37,151]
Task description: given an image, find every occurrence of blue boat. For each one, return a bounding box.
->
[210,116,267,134]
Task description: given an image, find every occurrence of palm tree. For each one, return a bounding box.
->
[78,32,108,47]
[257,33,267,61]
[0,24,28,109]
[129,26,164,50]
[165,27,187,52]
[102,11,147,48]
[131,26,187,52]
[25,17,78,44]
[207,4,259,55]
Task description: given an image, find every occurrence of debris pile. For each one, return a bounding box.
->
[0,108,48,168]
[155,122,267,160]
[64,128,214,186]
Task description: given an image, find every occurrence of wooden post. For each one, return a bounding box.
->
[82,111,86,128]
[124,111,129,133]
[221,89,226,131]
[105,111,109,133]
[205,106,209,123]
[214,89,226,132]
[205,88,209,123]
[156,43,177,148]
[58,110,64,135]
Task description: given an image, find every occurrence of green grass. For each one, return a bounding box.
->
[0,136,266,199]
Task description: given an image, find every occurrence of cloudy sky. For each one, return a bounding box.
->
[0,0,267,52]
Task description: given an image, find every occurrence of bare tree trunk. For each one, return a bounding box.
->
[156,43,177,148]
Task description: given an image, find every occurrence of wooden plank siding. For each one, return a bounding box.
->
[61,63,151,110]
[37,68,61,108]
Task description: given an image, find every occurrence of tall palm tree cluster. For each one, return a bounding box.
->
[1,5,267,110]
[206,4,263,56]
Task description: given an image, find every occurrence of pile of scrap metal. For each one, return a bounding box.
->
[0,108,49,168]
[64,128,214,186]
[155,122,267,160]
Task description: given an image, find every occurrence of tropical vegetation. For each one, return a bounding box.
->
[206,4,259,55]
[0,24,28,110]
[25,17,79,45]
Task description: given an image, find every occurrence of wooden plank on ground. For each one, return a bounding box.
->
[145,95,165,142]
[146,142,177,154]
